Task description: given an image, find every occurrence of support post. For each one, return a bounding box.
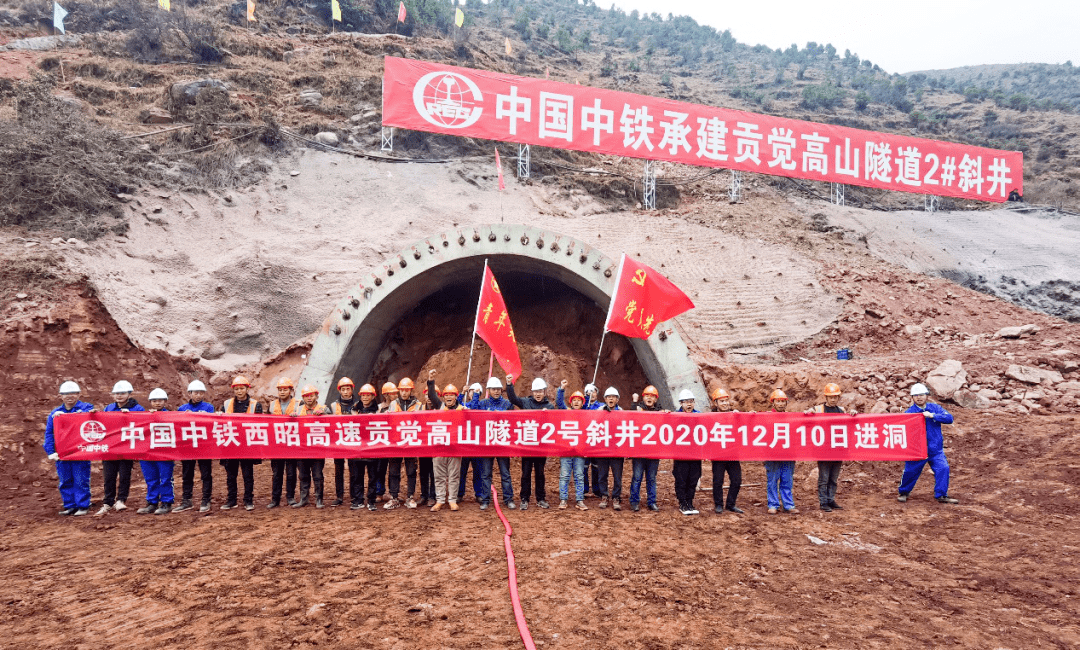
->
[832,183,845,206]
[729,170,742,203]
[517,143,530,179]
[924,195,938,213]
[381,127,393,152]
[643,160,657,210]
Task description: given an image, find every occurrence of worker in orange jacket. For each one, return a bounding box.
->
[267,377,301,509]
[294,384,328,508]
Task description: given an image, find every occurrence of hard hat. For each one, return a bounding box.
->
[769,389,788,402]
[469,383,483,392]
[276,377,295,389]
[231,375,251,387]
[397,377,414,390]
[710,387,730,401]
[337,377,355,389]
[823,383,842,396]
[358,384,377,396]
[187,380,207,392]
[381,382,398,395]
[642,385,659,398]
[910,383,930,396]
[570,391,585,403]
[442,384,459,396]
[301,384,319,397]
[59,381,81,394]
[487,377,503,389]
[604,387,620,398]
[678,389,696,402]
[584,384,598,394]
[148,388,168,401]
[112,380,134,393]
[531,378,547,391]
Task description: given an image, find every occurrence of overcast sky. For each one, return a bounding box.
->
[605,0,1080,73]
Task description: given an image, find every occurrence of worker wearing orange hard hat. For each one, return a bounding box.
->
[763,389,798,515]
[369,381,401,504]
[427,369,465,512]
[219,375,263,512]
[805,383,857,512]
[328,377,360,508]
[267,377,301,509]
[554,380,590,511]
[384,377,425,510]
[293,384,328,509]
[709,387,744,515]
[628,385,664,513]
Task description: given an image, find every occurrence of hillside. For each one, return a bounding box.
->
[907,62,1080,112]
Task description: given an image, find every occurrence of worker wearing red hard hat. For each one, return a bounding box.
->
[555,380,589,511]
[266,377,301,509]
[710,387,744,515]
[219,375,263,512]
[763,389,798,515]
[804,383,856,512]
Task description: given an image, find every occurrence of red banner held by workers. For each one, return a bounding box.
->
[53,410,927,462]
[382,56,1022,202]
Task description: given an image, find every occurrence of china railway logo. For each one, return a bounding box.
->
[80,420,107,443]
[412,71,484,129]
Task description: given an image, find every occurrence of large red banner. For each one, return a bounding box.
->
[54,411,926,462]
[382,56,1022,202]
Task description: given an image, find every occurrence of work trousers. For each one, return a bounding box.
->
[817,461,843,505]
[181,458,213,504]
[102,459,133,506]
[387,458,417,499]
[712,460,742,508]
[596,458,624,500]
[56,459,91,510]
[457,458,483,501]
[223,459,255,506]
[419,457,435,502]
[559,457,586,501]
[334,458,347,501]
[348,459,375,506]
[520,457,547,503]
[586,458,601,494]
[478,457,514,503]
[297,458,324,502]
[373,458,388,498]
[899,452,950,498]
[139,460,175,505]
[764,460,796,509]
[433,457,462,504]
[673,459,702,508]
[271,458,298,505]
[630,458,659,506]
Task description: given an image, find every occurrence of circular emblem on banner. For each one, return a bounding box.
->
[80,420,107,443]
[412,71,484,129]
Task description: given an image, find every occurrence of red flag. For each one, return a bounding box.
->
[603,254,694,339]
[494,147,505,190]
[474,264,522,379]
[397,1,406,22]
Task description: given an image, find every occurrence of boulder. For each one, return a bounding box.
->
[168,79,228,110]
[140,107,173,124]
[953,389,991,410]
[1005,364,1063,386]
[314,131,339,147]
[996,324,1040,339]
[299,89,323,108]
[977,388,1002,401]
[925,359,966,400]
[904,324,923,336]
[1056,381,1080,394]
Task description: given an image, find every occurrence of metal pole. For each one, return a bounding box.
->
[729,170,742,203]
[591,330,608,387]
[517,143,530,179]
[643,160,656,210]
[464,259,488,389]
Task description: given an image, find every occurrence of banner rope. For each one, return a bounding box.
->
[490,486,537,650]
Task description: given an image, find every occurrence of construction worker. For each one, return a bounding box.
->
[466,376,514,511]
[628,385,663,512]
[582,383,602,496]
[805,383,856,512]
[710,388,744,514]
[899,383,959,504]
[595,387,625,511]
[174,380,215,513]
[97,380,143,515]
[506,374,554,510]
[673,389,703,516]
[763,389,798,515]
[385,377,424,509]
[353,384,381,510]
[456,382,486,504]
[372,381,400,503]
[294,384,328,508]
[427,370,464,512]
[137,388,175,515]
[220,375,262,511]
[45,381,94,516]
[555,381,588,511]
[267,377,301,509]
[329,377,358,507]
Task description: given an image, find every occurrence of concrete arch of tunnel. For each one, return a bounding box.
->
[297,224,705,410]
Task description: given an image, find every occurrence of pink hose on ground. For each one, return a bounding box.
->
[491,486,536,650]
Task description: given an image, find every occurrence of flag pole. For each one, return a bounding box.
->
[464,258,488,389]
[593,253,627,386]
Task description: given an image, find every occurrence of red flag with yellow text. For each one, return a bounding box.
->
[604,254,694,339]
[474,264,522,378]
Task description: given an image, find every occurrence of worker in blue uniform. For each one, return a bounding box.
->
[136,388,176,515]
[898,383,959,504]
[174,380,216,513]
[45,381,95,516]
[465,376,514,511]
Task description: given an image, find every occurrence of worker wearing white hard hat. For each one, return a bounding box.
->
[595,387,625,511]
[175,379,216,513]
[96,380,145,515]
[137,389,176,515]
[506,375,556,510]
[465,376,514,511]
[673,388,703,516]
[46,381,95,516]
[898,384,959,504]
